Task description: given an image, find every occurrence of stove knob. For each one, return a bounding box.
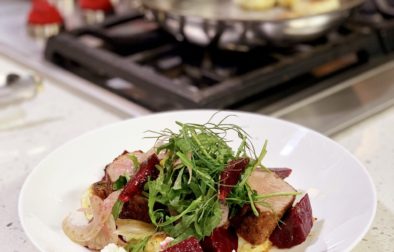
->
[27,0,64,39]
[79,0,114,24]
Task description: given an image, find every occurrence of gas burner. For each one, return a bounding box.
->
[45,12,390,111]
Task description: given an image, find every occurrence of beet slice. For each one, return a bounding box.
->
[269,194,313,248]
[201,226,238,252]
[269,168,292,179]
[219,158,250,201]
[119,153,159,202]
[163,237,203,252]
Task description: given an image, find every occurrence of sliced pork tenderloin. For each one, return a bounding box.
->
[105,150,146,182]
[234,169,296,244]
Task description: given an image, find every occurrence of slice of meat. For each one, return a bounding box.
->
[92,172,112,200]
[105,150,145,182]
[92,150,146,200]
[233,170,296,245]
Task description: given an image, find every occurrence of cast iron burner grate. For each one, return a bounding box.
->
[44,11,387,111]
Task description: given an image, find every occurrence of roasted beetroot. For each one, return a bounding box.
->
[163,237,203,252]
[119,153,160,202]
[118,195,151,223]
[201,226,238,252]
[218,158,250,201]
[269,168,292,179]
[269,194,313,248]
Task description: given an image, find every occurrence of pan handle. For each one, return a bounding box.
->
[375,0,394,16]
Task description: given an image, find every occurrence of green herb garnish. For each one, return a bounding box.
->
[112,200,124,220]
[129,154,140,170]
[125,235,150,252]
[113,175,128,191]
[144,115,267,241]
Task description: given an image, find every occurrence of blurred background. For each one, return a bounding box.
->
[2,0,394,134]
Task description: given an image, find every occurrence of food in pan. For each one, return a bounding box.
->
[234,0,277,10]
[289,0,340,14]
[62,117,314,251]
[235,0,340,15]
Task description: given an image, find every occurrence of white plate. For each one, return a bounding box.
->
[19,110,376,252]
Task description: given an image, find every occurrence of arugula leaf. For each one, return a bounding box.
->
[173,168,184,190]
[125,235,150,252]
[129,154,140,170]
[112,175,128,191]
[112,200,124,220]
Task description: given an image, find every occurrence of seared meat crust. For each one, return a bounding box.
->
[234,170,296,244]
[92,172,113,200]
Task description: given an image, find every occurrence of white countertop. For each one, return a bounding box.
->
[334,109,394,251]
[0,56,393,252]
[0,56,124,251]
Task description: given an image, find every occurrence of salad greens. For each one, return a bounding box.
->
[125,235,151,252]
[143,115,269,243]
[113,176,128,191]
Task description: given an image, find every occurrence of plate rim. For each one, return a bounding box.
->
[18,109,377,252]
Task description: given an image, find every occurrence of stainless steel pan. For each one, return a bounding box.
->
[141,0,365,49]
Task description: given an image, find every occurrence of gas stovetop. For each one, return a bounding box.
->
[2,0,394,135]
[45,11,387,111]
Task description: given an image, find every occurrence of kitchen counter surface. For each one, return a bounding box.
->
[0,56,125,251]
[334,110,394,251]
[0,55,393,252]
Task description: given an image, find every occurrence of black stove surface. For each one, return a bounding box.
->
[44,11,393,111]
